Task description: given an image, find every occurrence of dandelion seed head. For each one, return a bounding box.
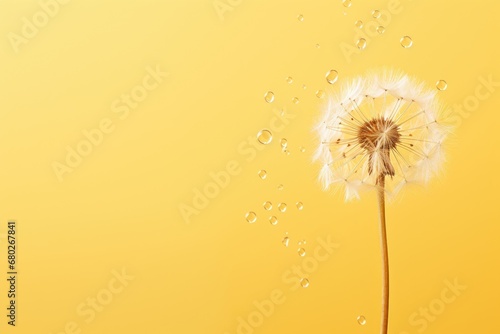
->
[314,69,451,199]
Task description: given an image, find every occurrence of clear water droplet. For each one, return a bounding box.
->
[297,14,304,22]
[263,201,273,210]
[282,235,290,247]
[258,169,267,179]
[372,9,380,18]
[280,138,288,148]
[300,146,306,153]
[245,212,257,223]
[436,80,448,91]
[357,315,367,325]
[292,97,299,104]
[296,201,304,210]
[278,203,287,212]
[315,43,320,48]
[315,90,325,98]
[264,91,275,103]
[286,76,293,84]
[377,26,385,34]
[342,0,352,8]
[269,216,278,225]
[298,248,306,256]
[302,84,307,90]
[257,129,273,144]
[300,278,310,288]
[355,20,363,28]
[326,70,338,84]
[400,36,413,48]
[278,184,284,191]
[356,38,367,50]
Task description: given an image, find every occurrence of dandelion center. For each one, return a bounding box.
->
[358,118,400,151]
[358,118,401,177]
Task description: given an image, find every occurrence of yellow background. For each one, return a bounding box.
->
[1,0,499,333]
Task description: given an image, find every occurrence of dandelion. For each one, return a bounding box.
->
[314,69,452,334]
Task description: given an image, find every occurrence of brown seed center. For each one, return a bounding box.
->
[358,118,400,151]
[358,118,400,176]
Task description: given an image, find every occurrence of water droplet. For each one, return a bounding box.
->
[372,9,380,18]
[296,201,304,210]
[357,315,367,325]
[278,203,287,212]
[257,129,273,144]
[342,0,352,8]
[315,43,320,48]
[269,216,278,225]
[400,36,413,48]
[258,169,267,179]
[286,76,293,84]
[278,184,284,191]
[292,97,299,104]
[355,20,363,28]
[377,26,385,34]
[280,138,288,148]
[300,278,310,288]
[300,146,306,152]
[297,14,304,22]
[436,80,448,91]
[263,201,273,210]
[302,84,307,90]
[245,211,257,223]
[264,91,275,103]
[326,70,338,84]
[356,38,367,50]
[282,235,290,247]
[298,248,306,256]
[315,90,325,98]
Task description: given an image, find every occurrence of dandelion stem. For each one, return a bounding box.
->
[377,174,389,334]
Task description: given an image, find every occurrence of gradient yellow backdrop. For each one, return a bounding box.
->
[0,0,499,333]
